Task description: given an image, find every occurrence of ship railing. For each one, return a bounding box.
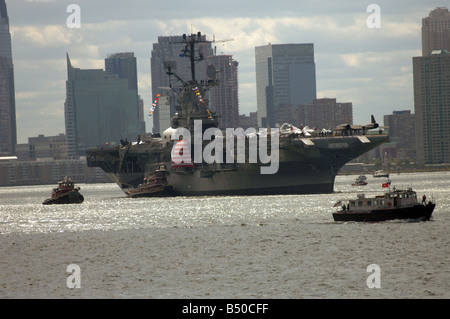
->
[280,130,382,139]
[332,130,385,137]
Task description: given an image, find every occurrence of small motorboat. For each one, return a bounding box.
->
[333,186,435,222]
[352,175,367,186]
[373,170,389,178]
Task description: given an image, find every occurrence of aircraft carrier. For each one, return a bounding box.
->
[86,33,389,196]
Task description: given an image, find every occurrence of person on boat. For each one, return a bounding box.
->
[422,195,426,204]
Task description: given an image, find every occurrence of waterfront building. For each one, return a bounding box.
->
[0,156,108,186]
[3,132,109,186]
[15,133,67,161]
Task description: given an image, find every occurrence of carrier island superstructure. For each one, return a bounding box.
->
[86,33,389,196]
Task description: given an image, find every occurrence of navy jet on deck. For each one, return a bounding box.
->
[335,115,379,134]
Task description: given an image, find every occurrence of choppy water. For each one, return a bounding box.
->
[0,172,449,298]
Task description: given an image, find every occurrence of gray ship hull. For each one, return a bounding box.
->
[87,133,388,196]
[167,134,387,195]
[167,161,335,196]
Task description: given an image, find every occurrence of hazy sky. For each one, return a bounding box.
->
[6,0,447,143]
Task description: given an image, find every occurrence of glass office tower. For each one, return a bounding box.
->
[65,54,145,156]
[255,43,316,127]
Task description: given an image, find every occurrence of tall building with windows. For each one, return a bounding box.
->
[207,54,239,129]
[413,50,450,165]
[255,43,316,127]
[105,52,138,90]
[383,110,416,160]
[422,7,450,56]
[298,98,352,130]
[150,34,213,133]
[0,0,16,155]
[105,52,145,130]
[15,133,67,161]
[414,7,450,166]
[65,54,145,156]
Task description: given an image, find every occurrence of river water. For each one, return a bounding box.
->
[0,172,448,299]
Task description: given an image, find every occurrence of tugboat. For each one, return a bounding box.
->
[352,175,368,186]
[332,185,435,222]
[127,165,175,198]
[42,176,84,205]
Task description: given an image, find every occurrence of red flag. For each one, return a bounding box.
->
[382,183,389,188]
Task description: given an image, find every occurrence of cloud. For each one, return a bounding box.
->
[15,91,42,100]
[383,21,421,38]
[11,25,84,48]
[25,0,55,2]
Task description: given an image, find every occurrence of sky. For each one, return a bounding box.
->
[5,0,448,143]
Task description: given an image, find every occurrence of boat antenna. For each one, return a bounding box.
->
[163,61,186,94]
[169,32,234,82]
[169,32,207,82]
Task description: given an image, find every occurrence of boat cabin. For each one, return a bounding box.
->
[339,188,422,212]
[57,178,75,191]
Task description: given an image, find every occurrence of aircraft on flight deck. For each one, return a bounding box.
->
[335,115,379,133]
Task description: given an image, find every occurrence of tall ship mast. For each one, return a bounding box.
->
[86,32,389,196]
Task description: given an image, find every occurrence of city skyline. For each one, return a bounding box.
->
[5,0,447,143]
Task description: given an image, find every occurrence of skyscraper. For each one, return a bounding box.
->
[422,7,450,56]
[105,52,145,130]
[150,34,213,133]
[0,0,16,155]
[255,43,316,127]
[414,7,450,166]
[413,50,450,165]
[105,52,138,90]
[65,54,145,156]
[207,55,239,129]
